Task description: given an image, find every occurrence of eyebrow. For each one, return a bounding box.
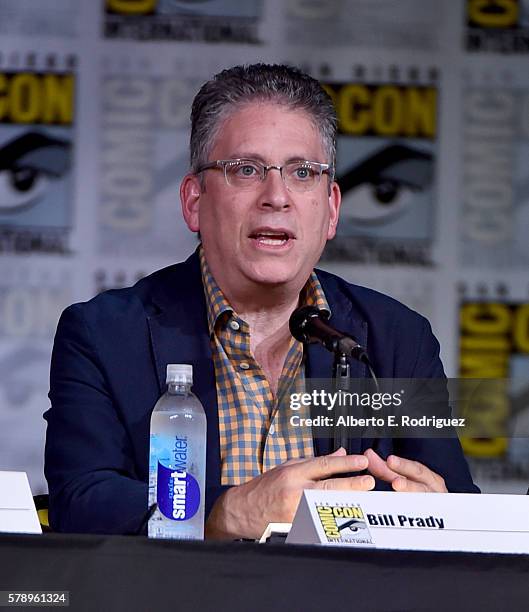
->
[226,153,324,164]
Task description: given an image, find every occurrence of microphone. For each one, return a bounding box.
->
[289,306,369,365]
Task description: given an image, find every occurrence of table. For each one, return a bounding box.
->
[0,533,528,611]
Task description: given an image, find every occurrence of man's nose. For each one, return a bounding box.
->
[257,167,291,210]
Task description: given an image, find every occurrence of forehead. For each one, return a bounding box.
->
[210,102,326,161]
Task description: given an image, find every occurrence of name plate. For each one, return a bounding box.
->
[286,490,529,554]
[0,471,41,534]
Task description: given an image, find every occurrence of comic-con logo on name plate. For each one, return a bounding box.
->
[316,504,374,545]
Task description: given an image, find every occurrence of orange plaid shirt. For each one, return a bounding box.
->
[199,246,330,485]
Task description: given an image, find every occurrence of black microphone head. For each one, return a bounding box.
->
[289,306,328,343]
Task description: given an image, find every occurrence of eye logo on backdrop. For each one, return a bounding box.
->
[466,0,529,52]
[336,143,433,226]
[0,132,70,214]
[322,67,438,265]
[0,55,76,254]
[103,0,264,43]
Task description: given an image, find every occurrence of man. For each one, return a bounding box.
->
[45,64,477,538]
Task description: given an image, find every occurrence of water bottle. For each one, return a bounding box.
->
[148,364,207,539]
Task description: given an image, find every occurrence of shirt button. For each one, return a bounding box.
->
[269,424,275,435]
[240,362,250,370]
[229,320,240,331]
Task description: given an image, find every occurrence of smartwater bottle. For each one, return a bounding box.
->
[148,364,207,539]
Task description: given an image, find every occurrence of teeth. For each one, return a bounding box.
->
[255,233,289,239]
[259,238,287,245]
[250,231,291,245]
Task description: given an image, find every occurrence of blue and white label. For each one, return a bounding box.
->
[157,462,201,520]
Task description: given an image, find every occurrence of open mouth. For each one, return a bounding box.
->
[249,229,295,247]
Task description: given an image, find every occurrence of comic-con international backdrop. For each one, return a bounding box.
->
[1,0,528,495]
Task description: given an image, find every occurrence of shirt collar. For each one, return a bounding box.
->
[199,244,331,336]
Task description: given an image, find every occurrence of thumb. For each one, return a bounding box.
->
[364,448,399,482]
[329,446,347,456]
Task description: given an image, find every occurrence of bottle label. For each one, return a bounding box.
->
[155,434,201,521]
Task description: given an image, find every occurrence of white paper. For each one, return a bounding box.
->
[0,471,42,534]
[259,522,292,543]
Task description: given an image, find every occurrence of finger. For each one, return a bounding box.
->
[283,456,312,467]
[282,447,347,469]
[283,447,346,468]
[301,453,369,480]
[363,448,400,483]
[313,474,375,492]
[391,476,429,493]
[387,455,438,488]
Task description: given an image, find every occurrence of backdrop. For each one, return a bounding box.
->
[0,0,528,496]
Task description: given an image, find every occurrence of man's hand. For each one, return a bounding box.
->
[364,448,447,493]
[206,448,375,540]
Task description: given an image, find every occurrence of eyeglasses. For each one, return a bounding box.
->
[195,158,333,193]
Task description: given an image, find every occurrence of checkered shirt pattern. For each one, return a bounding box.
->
[199,246,330,485]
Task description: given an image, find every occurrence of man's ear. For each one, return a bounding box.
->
[327,180,341,240]
[180,174,202,232]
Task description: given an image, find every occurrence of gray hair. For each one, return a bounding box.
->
[189,63,337,179]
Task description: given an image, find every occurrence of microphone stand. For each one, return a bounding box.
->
[332,352,350,452]
[330,345,379,453]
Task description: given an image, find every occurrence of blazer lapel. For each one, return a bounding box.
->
[307,272,368,457]
[146,252,221,490]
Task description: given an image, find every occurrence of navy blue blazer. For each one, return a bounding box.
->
[44,251,477,534]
